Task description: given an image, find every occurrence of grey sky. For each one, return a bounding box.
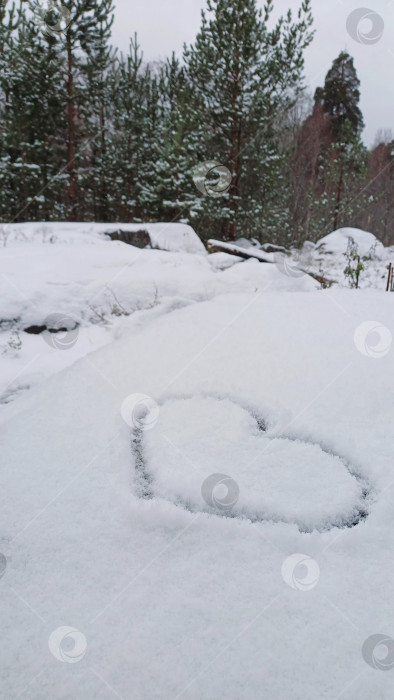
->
[112,0,394,147]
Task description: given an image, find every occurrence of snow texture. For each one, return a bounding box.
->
[0,220,207,254]
[316,227,384,257]
[0,222,394,700]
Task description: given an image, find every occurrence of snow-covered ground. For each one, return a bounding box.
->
[1,222,394,699]
[0,222,317,409]
[295,227,392,290]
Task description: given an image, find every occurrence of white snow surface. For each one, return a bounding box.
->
[316,227,384,257]
[0,220,207,254]
[1,222,394,699]
[0,223,316,405]
[208,238,274,262]
[143,396,366,532]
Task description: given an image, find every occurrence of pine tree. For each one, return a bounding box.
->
[319,51,364,139]
[107,36,161,222]
[0,0,23,219]
[146,54,201,223]
[0,5,67,221]
[184,0,314,240]
[29,0,115,220]
[314,52,367,232]
[79,0,114,220]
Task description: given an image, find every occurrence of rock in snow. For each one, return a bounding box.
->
[1,221,207,255]
[316,227,384,258]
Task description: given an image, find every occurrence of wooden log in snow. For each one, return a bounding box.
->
[207,239,334,287]
[207,239,273,263]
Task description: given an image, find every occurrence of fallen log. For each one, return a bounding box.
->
[207,239,273,263]
[207,239,334,287]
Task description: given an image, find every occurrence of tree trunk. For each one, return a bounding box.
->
[99,99,107,221]
[222,119,242,241]
[221,33,241,242]
[66,29,77,221]
[333,152,344,230]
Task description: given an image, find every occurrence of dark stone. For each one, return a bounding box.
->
[24,325,47,335]
[260,243,289,254]
[106,229,151,249]
[24,325,75,335]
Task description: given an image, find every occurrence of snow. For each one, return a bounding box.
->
[208,237,275,262]
[302,228,392,289]
[316,227,385,258]
[145,222,207,255]
[1,221,394,699]
[0,221,207,254]
[142,396,368,532]
[0,225,316,406]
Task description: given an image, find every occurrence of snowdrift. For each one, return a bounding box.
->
[0,217,394,699]
[316,227,384,258]
[0,221,207,255]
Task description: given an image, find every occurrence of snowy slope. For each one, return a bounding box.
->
[0,290,394,699]
[0,225,316,411]
[0,221,207,254]
[1,223,394,699]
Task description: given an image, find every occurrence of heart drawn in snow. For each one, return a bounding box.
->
[131,395,371,532]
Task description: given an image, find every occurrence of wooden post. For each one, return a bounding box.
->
[387,263,393,292]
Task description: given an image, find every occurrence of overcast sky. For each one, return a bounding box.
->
[112,0,394,147]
